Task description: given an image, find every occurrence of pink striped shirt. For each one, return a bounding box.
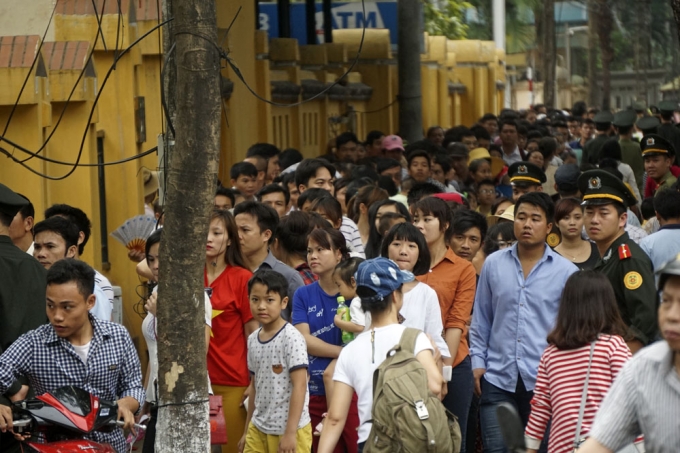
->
[525,335,631,453]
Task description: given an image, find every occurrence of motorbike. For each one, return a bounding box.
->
[10,385,144,453]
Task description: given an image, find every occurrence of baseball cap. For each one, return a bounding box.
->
[432,192,465,205]
[382,135,404,152]
[354,257,414,304]
[554,164,581,192]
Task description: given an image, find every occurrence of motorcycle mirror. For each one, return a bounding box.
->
[496,402,526,453]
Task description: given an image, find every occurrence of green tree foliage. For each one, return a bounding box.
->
[465,0,539,53]
[424,0,471,40]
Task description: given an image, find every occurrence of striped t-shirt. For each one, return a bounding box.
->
[525,335,632,453]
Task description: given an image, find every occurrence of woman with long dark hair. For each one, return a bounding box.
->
[365,199,411,258]
[525,271,635,453]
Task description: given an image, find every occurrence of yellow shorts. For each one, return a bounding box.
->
[243,422,312,453]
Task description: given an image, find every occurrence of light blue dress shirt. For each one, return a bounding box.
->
[470,244,578,392]
[639,224,680,272]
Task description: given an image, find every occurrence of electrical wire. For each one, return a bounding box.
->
[224,0,368,108]
[1,143,158,167]
[352,97,399,114]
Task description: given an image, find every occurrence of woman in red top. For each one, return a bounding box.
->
[525,271,635,453]
[411,196,477,452]
[204,210,257,453]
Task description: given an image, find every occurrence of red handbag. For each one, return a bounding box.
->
[209,394,227,445]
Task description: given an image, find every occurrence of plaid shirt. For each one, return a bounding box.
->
[295,262,318,286]
[0,315,145,452]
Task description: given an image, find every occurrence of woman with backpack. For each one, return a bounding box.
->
[524,270,638,453]
[317,257,443,453]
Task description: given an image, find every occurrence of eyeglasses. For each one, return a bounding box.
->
[479,189,495,195]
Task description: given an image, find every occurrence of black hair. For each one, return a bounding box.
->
[273,211,313,260]
[282,172,297,188]
[230,161,258,180]
[572,101,587,117]
[598,158,620,171]
[366,130,385,144]
[365,199,411,259]
[215,186,236,207]
[15,193,34,220]
[477,178,495,189]
[444,126,474,144]
[595,122,611,132]
[334,257,364,285]
[310,196,343,227]
[336,132,359,149]
[469,158,491,175]
[407,149,431,167]
[617,125,633,135]
[345,178,375,205]
[145,228,163,257]
[654,189,680,220]
[378,212,408,236]
[308,228,349,261]
[0,211,13,228]
[405,140,442,158]
[34,216,80,251]
[488,221,515,242]
[247,269,289,300]
[46,258,96,299]
[452,209,488,242]
[599,140,622,161]
[427,125,444,137]
[490,197,513,215]
[377,176,398,197]
[376,157,402,174]
[411,196,454,241]
[357,287,398,315]
[526,130,544,141]
[640,197,656,220]
[246,154,267,172]
[233,201,279,244]
[432,153,452,175]
[350,165,379,181]
[279,148,303,171]
[538,136,558,161]
[407,182,444,207]
[210,210,247,268]
[297,187,329,209]
[515,192,555,224]
[499,119,518,132]
[295,158,336,190]
[470,125,491,141]
[257,183,290,206]
[44,204,91,255]
[480,113,498,123]
[380,222,431,276]
[246,143,281,159]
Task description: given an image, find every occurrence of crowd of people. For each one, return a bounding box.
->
[0,99,680,453]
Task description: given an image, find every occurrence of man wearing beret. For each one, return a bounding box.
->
[0,183,47,452]
[641,134,677,197]
[579,170,657,353]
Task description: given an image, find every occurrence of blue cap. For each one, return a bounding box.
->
[354,257,415,304]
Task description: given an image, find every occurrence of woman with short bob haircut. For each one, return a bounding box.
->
[365,199,412,259]
[525,271,635,453]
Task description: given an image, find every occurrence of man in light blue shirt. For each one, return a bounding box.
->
[470,192,578,453]
[639,189,680,272]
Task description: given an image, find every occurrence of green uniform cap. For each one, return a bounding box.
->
[658,100,679,113]
[636,116,660,134]
[0,183,28,217]
[577,169,637,208]
[641,134,675,158]
[613,110,637,128]
[508,161,546,187]
[593,111,614,125]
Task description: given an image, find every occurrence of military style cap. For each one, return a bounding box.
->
[508,161,546,187]
[636,116,660,134]
[593,111,614,125]
[554,163,581,192]
[641,134,675,158]
[658,100,679,114]
[613,110,637,128]
[0,183,29,217]
[657,252,680,290]
[578,169,637,208]
[632,101,646,113]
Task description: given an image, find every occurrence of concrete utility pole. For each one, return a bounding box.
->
[397,0,423,142]
[492,0,510,108]
[542,0,556,108]
[155,0,222,449]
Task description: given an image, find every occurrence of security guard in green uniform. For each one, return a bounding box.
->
[636,115,660,135]
[583,111,614,165]
[0,183,47,453]
[656,100,680,161]
[641,134,677,196]
[614,110,644,195]
[579,170,657,353]
[508,161,546,203]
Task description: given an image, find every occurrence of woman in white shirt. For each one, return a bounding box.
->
[141,229,212,452]
[317,257,443,453]
[380,222,451,359]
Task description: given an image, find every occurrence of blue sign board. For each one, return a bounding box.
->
[258,1,398,45]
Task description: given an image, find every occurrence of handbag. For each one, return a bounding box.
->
[572,341,643,453]
[209,394,228,445]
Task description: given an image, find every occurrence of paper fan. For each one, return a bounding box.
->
[111,215,157,252]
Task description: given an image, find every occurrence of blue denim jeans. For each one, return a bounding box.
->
[443,355,473,453]
[479,375,548,453]
[357,442,365,453]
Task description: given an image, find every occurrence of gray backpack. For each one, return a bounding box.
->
[365,328,461,453]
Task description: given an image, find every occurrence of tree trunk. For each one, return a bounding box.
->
[671,0,680,46]
[542,0,556,108]
[587,0,598,108]
[155,0,222,449]
[595,0,614,110]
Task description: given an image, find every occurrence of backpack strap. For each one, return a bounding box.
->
[398,327,421,355]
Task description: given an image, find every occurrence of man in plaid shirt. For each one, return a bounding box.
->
[0,259,144,452]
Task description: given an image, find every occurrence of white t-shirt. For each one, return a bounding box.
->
[142,287,213,402]
[349,296,371,331]
[247,323,311,434]
[401,282,451,358]
[72,341,91,364]
[333,324,433,443]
